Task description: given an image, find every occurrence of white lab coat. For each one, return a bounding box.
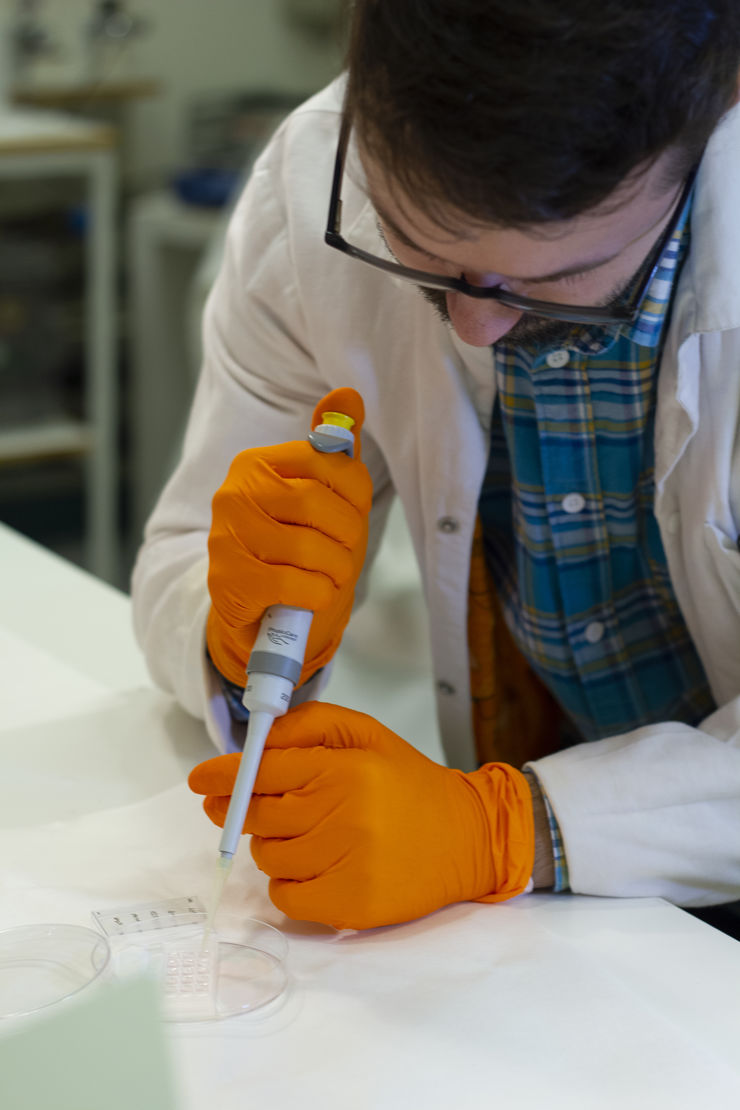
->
[132,79,740,908]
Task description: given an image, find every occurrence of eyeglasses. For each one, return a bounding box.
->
[325,115,697,327]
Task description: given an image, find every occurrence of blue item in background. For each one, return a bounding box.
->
[171,168,241,208]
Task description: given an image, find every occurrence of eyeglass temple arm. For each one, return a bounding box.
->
[326,114,352,240]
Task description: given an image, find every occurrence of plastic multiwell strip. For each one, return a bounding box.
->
[160,939,219,1019]
[92,896,205,937]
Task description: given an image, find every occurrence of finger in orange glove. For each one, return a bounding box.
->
[188,701,534,930]
[206,388,372,688]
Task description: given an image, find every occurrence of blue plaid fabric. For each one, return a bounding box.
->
[479,190,715,890]
[540,781,569,893]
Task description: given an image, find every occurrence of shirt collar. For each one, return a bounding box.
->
[623,185,694,349]
[511,184,695,363]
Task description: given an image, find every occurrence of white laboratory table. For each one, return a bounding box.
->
[2,522,740,1110]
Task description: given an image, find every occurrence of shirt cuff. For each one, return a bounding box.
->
[215,667,251,724]
[208,652,324,724]
[527,767,571,893]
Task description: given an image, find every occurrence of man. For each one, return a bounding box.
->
[133,1,740,931]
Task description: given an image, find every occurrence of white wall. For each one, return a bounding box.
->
[4,0,344,185]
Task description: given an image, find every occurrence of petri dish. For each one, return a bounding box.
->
[0,923,111,1020]
[109,913,288,1022]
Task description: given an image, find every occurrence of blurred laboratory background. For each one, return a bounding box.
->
[0,0,442,756]
[0,0,345,581]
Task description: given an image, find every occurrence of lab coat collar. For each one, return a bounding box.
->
[672,102,740,339]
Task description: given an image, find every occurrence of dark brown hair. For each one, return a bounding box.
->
[345,0,740,228]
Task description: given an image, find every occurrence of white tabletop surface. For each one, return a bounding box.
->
[2,522,740,1110]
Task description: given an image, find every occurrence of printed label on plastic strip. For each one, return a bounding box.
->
[92,895,205,936]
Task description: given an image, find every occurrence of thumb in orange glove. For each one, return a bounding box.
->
[188,701,534,930]
[206,388,372,688]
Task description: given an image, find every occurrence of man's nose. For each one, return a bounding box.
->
[445,289,523,347]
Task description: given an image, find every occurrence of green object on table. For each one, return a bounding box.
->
[0,974,179,1110]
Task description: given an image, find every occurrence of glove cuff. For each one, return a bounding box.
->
[468,763,535,904]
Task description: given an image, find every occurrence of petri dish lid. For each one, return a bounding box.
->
[109,913,288,1023]
[0,923,111,1020]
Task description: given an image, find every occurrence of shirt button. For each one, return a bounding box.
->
[436,680,456,696]
[562,492,586,514]
[584,621,605,644]
[437,517,459,534]
[546,349,570,369]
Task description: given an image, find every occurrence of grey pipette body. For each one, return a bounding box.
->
[217,418,356,862]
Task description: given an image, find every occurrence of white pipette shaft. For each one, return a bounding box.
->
[218,604,313,860]
[218,710,274,859]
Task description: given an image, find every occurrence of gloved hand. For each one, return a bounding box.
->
[206,388,372,687]
[188,701,534,930]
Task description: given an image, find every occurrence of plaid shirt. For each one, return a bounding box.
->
[479,189,715,891]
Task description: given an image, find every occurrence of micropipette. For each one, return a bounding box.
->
[206,409,357,927]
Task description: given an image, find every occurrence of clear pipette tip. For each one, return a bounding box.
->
[201,854,233,952]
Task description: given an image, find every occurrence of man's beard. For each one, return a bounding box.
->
[418,270,639,348]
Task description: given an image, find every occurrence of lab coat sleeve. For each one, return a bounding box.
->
[527,696,740,907]
[130,115,391,751]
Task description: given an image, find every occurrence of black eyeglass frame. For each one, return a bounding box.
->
[325,116,698,327]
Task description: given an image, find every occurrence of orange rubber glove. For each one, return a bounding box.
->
[188,702,535,930]
[206,389,372,688]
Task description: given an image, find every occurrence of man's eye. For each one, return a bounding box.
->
[517,270,588,294]
[556,271,588,287]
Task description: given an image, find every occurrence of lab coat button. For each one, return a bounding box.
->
[437,516,459,534]
[562,492,586,514]
[584,621,605,644]
[546,349,570,369]
[667,512,680,535]
[436,680,456,696]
